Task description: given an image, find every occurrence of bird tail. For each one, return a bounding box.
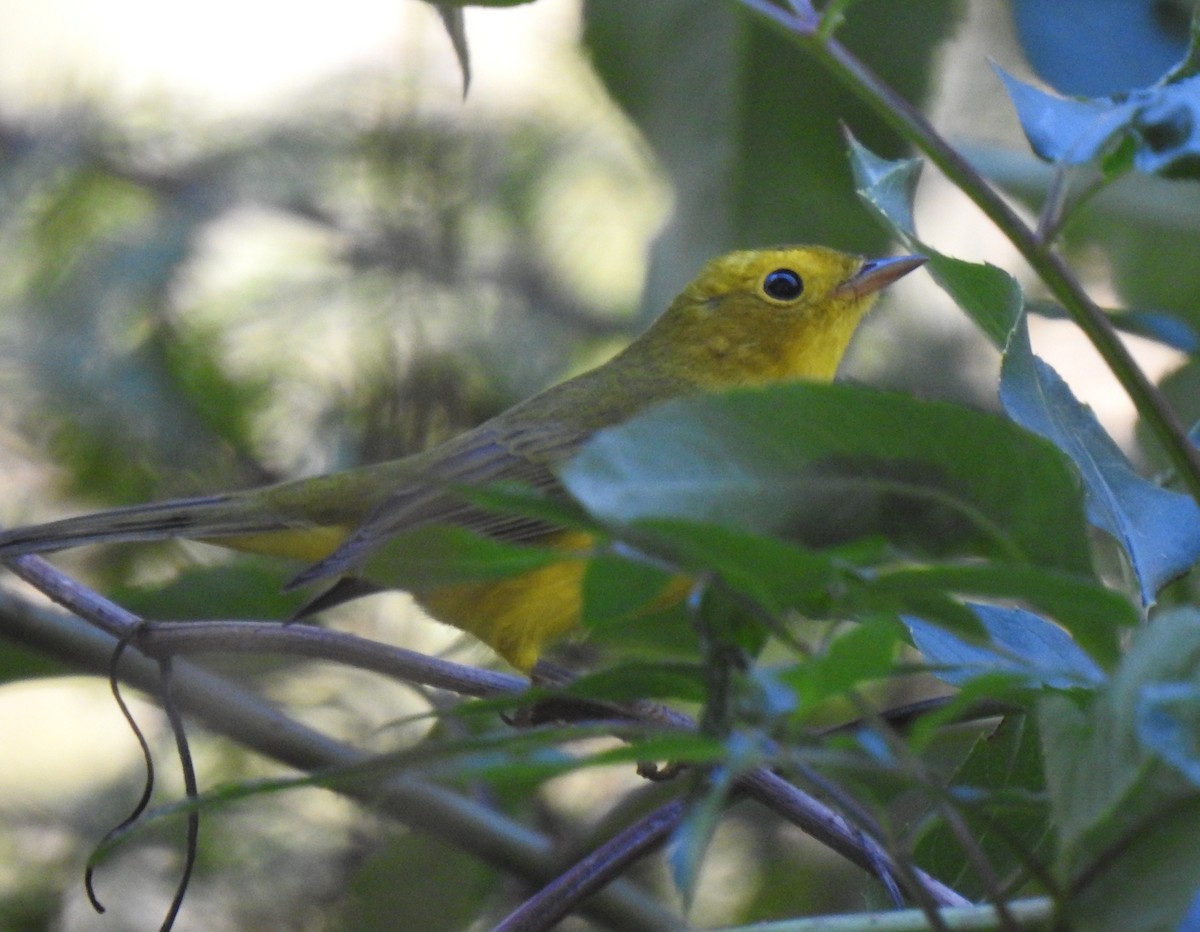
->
[0,493,280,559]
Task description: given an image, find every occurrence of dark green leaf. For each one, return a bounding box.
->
[1164,5,1200,83]
[914,714,1051,899]
[562,383,1093,576]
[0,643,63,684]
[1066,796,1200,932]
[1040,609,1200,879]
[582,551,677,629]
[924,255,1024,350]
[457,480,598,532]
[113,565,304,620]
[435,6,470,96]
[363,524,568,590]
[779,617,902,707]
[876,588,988,644]
[339,834,496,932]
[625,518,844,617]
[564,661,707,704]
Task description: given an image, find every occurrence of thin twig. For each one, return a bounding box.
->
[157,658,198,932]
[492,797,689,932]
[135,619,525,699]
[5,552,142,639]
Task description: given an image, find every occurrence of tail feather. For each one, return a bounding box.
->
[0,493,282,559]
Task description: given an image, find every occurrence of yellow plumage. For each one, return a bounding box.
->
[0,247,923,670]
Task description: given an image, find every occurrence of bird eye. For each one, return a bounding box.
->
[762,268,804,301]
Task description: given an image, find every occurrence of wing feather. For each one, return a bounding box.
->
[285,415,589,589]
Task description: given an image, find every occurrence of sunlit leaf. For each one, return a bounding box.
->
[882,563,1135,668]
[1011,0,1191,95]
[906,603,1106,689]
[848,134,1024,347]
[1001,320,1200,602]
[998,65,1200,179]
[1137,681,1200,785]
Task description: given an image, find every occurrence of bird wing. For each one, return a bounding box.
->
[285,412,590,590]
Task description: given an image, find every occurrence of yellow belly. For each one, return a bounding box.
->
[206,527,351,562]
[420,530,592,672]
[209,526,684,672]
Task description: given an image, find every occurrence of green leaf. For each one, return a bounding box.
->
[363,524,568,590]
[847,140,922,234]
[624,518,844,618]
[779,617,902,707]
[1164,5,1200,83]
[340,834,497,932]
[669,734,761,904]
[561,383,1094,576]
[905,603,1107,689]
[1001,319,1200,603]
[1040,609,1200,881]
[457,479,599,533]
[1137,681,1200,785]
[878,564,1135,668]
[582,551,677,629]
[997,66,1139,166]
[1011,0,1192,95]
[435,6,470,96]
[1066,796,1200,932]
[914,713,1051,899]
[1027,299,1200,353]
[924,255,1024,351]
[563,661,707,704]
[425,0,544,95]
[853,137,1200,604]
[848,135,1024,348]
[0,644,63,684]
[113,565,304,620]
[998,65,1200,179]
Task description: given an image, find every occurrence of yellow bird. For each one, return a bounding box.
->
[0,247,923,670]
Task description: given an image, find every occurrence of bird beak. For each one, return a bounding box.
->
[833,254,926,300]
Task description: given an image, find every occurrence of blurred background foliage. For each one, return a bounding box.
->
[0,0,1198,928]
